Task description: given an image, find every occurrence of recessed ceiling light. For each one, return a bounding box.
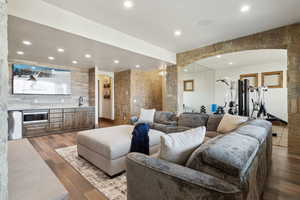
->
[48,56,55,60]
[123,0,134,8]
[174,30,182,37]
[22,40,32,45]
[16,51,24,55]
[240,5,251,13]
[216,55,222,58]
[229,62,233,65]
[85,54,92,58]
[72,60,78,64]
[57,48,65,52]
[114,60,120,64]
[135,65,140,68]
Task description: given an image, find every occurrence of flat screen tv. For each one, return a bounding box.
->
[12,64,72,95]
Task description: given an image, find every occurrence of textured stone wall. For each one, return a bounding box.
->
[176,24,300,154]
[88,68,95,107]
[130,69,162,116]
[114,69,163,124]
[8,60,90,109]
[165,65,178,112]
[0,0,8,199]
[114,70,131,124]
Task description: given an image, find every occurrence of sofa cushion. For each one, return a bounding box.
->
[159,127,206,165]
[206,131,219,138]
[217,114,248,134]
[236,124,268,144]
[139,108,156,123]
[186,133,259,177]
[178,113,209,128]
[207,114,223,131]
[154,111,176,125]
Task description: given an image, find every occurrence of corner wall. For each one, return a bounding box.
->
[130,69,162,116]
[114,69,163,124]
[114,70,131,124]
[0,0,8,198]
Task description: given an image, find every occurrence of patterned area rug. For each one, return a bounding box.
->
[56,145,127,200]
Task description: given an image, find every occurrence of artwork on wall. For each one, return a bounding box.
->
[103,78,111,99]
[184,80,194,91]
[262,71,283,88]
[240,73,258,87]
[12,64,71,95]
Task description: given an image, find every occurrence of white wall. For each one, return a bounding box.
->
[182,70,215,113]
[96,70,114,120]
[215,63,288,121]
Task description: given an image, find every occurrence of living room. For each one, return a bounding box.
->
[1,0,300,200]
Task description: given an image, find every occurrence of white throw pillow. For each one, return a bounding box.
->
[139,108,156,123]
[217,114,248,134]
[159,127,206,165]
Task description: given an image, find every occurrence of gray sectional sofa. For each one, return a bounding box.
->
[131,111,224,138]
[126,119,272,200]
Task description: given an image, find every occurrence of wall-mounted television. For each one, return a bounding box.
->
[12,64,72,95]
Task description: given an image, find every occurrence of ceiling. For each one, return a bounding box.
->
[42,0,300,53]
[8,16,171,71]
[185,49,287,72]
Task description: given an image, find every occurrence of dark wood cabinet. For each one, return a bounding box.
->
[23,107,95,138]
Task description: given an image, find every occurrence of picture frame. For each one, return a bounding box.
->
[240,73,258,87]
[184,80,194,91]
[262,71,283,88]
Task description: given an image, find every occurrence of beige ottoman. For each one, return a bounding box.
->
[77,125,165,176]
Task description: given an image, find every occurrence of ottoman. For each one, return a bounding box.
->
[77,125,165,176]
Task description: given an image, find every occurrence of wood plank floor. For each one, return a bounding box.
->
[29,122,300,200]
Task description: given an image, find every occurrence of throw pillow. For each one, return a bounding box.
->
[139,108,156,123]
[217,114,248,134]
[159,127,206,165]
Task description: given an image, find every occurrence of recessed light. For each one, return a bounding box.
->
[135,65,140,68]
[57,48,64,52]
[216,55,222,58]
[123,0,134,8]
[16,51,24,55]
[174,30,182,37]
[72,60,78,64]
[48,56,55,60]
[22,40,32,45]
[229,62,233,65]
[114,60,120,64]
[240,5,251,13]
[85,54,92,58]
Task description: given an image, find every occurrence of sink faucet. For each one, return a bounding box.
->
[79,96,84,107]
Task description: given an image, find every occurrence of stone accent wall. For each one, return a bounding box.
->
[165,65,178,112]
[0,0,8,199]
[130,69,162,116]
[114,70,131,124]
[114,69,163,124]
[8,59,90,110]
[88,68,95,106]
[176,24,300,154]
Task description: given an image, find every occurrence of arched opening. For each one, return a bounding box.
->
[179,49,288,146]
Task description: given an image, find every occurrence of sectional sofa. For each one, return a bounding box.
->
[126,119,272,200]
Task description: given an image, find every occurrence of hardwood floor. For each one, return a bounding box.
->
[29,123,300,200]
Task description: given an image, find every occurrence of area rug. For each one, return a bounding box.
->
[55,145,127,200]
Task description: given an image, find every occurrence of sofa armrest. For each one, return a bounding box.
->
[126,153,242,200]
